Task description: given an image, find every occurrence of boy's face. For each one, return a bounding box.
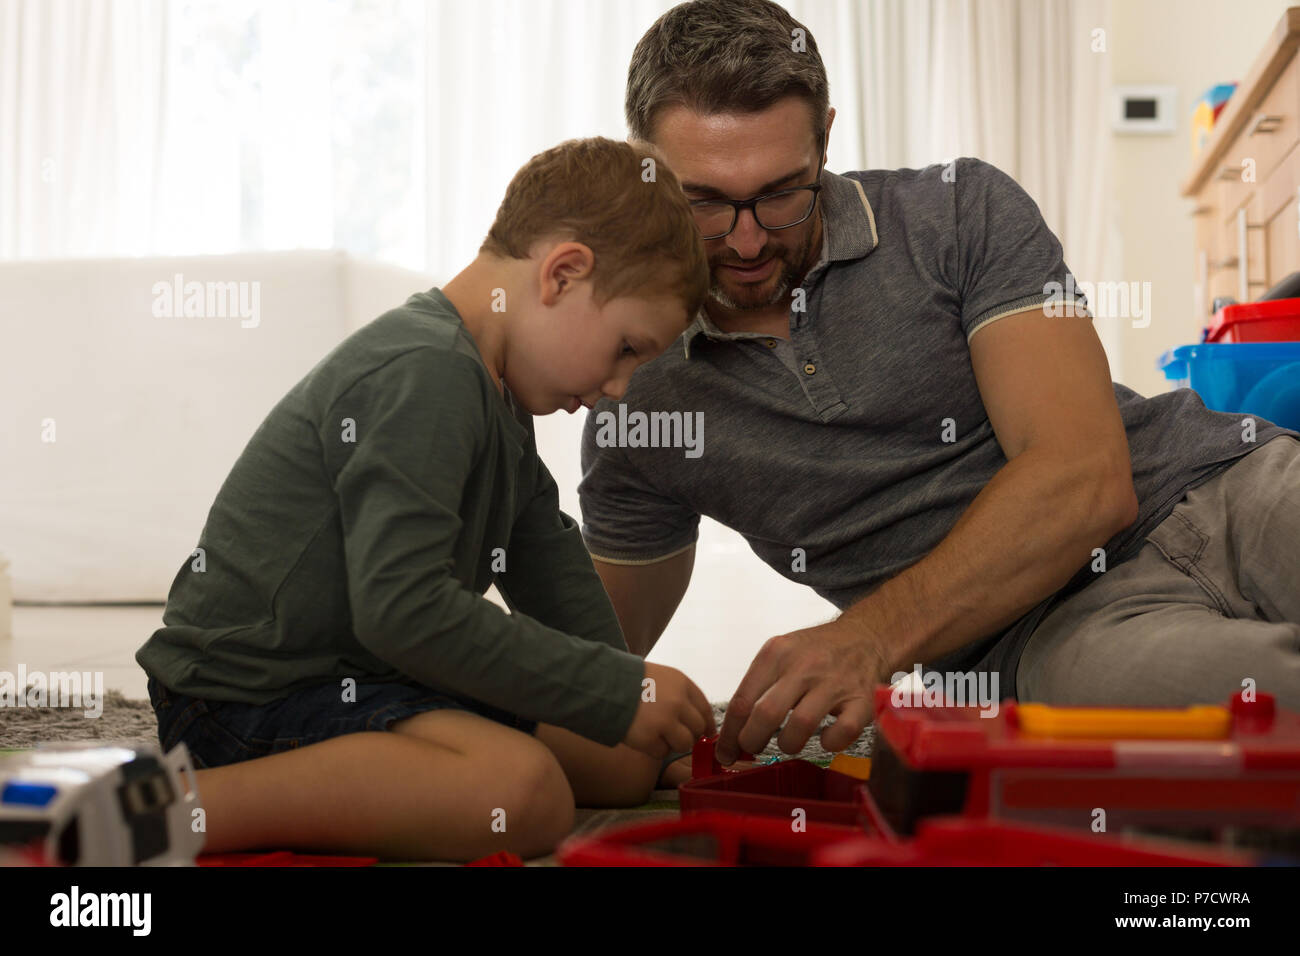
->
[648,96,832,313]
[509,270,691,415]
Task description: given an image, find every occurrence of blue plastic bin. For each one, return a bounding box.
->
[1158,342,1300,430]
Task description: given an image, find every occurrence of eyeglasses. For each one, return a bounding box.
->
[688,137,826,241]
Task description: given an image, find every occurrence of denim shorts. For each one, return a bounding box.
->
[147,674,539,769]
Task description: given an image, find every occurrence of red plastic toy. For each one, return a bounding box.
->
[679,736,868,828]
[815,817,1260,867]
[689,735,754,778]
[865,686,1300,851]
[465,850,524,867]
[558,812,864,867]
[556,811,1259,867]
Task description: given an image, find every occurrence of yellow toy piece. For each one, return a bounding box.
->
[1017,703,1231,740]
[827,753,871,780]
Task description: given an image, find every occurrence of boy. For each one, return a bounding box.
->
[136,137,716,863]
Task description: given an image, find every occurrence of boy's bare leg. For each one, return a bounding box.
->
[532,723,662,806]
[190,710,575,862]
[388,712,660,808]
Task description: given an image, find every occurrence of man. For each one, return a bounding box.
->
[578,0,1300,782]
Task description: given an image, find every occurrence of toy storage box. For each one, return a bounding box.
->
[1158,341,1300,430]
[862,687,1300,847]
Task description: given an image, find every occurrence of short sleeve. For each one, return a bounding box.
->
[953,157,1091,342]
[578,407,700,565]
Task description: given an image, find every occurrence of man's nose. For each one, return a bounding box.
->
[726,207,768,259]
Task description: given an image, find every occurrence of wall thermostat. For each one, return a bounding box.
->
[1111,85,1177,133]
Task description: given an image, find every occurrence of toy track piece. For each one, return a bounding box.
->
[690,735,755,779]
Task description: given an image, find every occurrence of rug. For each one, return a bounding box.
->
[0,688,159,749]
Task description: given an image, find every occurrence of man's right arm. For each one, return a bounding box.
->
[590,544,696,658]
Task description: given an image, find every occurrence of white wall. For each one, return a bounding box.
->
[1110,0,1295,397]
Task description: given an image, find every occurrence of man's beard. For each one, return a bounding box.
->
[707,226,818,312]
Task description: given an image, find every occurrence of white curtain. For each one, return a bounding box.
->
[783,0,1118,360]
[3,0,1113,293]
[0,0,169,258]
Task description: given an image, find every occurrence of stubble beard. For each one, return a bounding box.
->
[706,221,819,313]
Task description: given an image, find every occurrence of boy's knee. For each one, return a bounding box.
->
[505,746,576,853]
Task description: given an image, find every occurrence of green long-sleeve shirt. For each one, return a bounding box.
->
[135,287,644,747]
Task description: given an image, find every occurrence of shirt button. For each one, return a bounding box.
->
[765,338,777,348]
[803,362,817,375]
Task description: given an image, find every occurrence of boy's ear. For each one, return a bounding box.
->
[539,241,596,304]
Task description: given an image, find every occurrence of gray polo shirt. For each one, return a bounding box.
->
[577,159,1297,695]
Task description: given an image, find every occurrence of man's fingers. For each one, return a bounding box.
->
[819,696,874,753]
[717,638,788,762]
[734,676,804,759]
[776,683,838,756]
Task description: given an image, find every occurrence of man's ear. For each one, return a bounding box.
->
[821,107,837,164]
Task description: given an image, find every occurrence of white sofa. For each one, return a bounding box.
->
[0,250,438,603]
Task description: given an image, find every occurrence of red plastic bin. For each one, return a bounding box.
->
[556,811,1259,867]
[866,686,1300,845]
[1206,298,1300,342]
[814,817,1259,867]
[678,736,867,827]
[557,812,865,867]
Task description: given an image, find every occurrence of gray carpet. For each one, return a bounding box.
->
[707,703,875,761]
[0,690,874,760]
[0,688,159,749]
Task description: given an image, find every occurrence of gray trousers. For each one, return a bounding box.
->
[1017,435,1300,711]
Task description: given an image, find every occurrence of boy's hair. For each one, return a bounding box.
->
[480,137,709,320]
[625,0,829,151]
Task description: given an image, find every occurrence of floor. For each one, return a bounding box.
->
[1,606,164,700]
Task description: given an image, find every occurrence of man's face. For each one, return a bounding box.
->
[651,97,828,312]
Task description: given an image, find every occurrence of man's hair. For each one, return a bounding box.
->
[479,137,709,318]
[626,0,829,147]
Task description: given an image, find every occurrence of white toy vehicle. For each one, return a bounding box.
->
[0,741,205,866]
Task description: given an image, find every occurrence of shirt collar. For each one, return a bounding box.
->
[682,168,880,360]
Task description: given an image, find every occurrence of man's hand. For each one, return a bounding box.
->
[656,754,765,789]
[714,618,888,764]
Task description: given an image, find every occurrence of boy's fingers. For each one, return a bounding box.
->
[687,681,716,737]
[667,724,695,757]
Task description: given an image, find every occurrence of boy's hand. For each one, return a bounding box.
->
[622,661,716,759]
[656,756,695,789]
